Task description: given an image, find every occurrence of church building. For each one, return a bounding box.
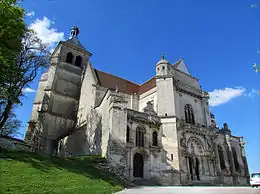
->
[25,27,249,186]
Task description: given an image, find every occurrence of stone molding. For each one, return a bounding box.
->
[126,109,161,127]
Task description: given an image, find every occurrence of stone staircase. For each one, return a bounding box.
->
[133,178,161,186]
[189,180,216,186]
[96,161,137,188]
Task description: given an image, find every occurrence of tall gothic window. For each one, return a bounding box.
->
[218,145,226,170]
[75,55,82,67]
[184,104,195,124]
[136,127,144,147]
[232,147,240,172]
[126,126,130,143]
[66,52,73,64]
[152,131,158,146]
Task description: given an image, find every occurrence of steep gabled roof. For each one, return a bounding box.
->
[59,37,92,56]
[93,69,156,95]
[64,37,86,50]
[139,77,156,94]
[172,59,191,75]
[94,69,139,94]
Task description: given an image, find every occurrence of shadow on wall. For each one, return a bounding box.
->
[59,111,102,157]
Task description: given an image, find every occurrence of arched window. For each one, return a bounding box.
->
[75,55,82,67]
[126,126,130,143]
[152,131,158,146]
[136,127,144,147]
[232,147,240,172]
[66,52,73,64]
[218,145,226,170]
[184,104,195,124]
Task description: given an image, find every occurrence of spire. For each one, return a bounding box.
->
[69,26,80,39]
[161,53,165,60]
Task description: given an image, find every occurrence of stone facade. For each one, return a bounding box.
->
[25,28,249,186]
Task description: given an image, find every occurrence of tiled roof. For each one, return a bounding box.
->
[94,69,140,94]
[64,37,86,51]
[172,59,183,68]
[94,69,156,95]
[139,77,156,94]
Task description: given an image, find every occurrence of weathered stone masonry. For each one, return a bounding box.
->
[25,27,249,186]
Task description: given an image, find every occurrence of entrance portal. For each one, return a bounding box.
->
[133,153,144,178]
[188,156,200,181]
[188,156,193,180]
[195,158,200,181]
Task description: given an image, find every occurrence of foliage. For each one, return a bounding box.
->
[253,63,259,73]
[0,0,26,88]
[0,30,50,131]
[0,108,22,137]
[0,151,125,194]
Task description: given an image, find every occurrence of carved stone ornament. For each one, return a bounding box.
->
[143,101,156,115]
[206,138,213,151]
[180,132,187,147]
[223,123,228,130]
[41,93,50,112]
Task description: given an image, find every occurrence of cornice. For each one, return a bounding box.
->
[126,109,161,127]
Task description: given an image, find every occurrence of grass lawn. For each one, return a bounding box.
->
[0,151,126,194]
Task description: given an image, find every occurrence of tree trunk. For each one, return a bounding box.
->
[0,100,12,130]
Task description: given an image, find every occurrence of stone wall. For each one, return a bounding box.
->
[0,136,31,152]
[57,108,102,157]
[139,87,157,113]
[175,91,208,126]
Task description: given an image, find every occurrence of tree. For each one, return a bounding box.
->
[0,108,22,137]
[253,63,260,73]
[0,0,26,89]
[0,0,26,134]
[0,30,50,132]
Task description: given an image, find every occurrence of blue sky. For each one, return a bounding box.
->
[18,0,259,173]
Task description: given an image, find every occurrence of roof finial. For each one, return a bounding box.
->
[161,53,165,60]
[70,26,80,39]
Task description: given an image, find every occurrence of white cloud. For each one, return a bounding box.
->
[22,88,36,93]
[29,17,64,48]
[245,89,259,97]
[26,11,35,17]
[209,87,246,107]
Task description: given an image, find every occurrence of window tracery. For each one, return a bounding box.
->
[185,104,195,124]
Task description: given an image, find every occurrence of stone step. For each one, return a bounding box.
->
[189,180,215,186]
[133,178,161,186]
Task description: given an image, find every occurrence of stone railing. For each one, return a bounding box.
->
[177,119,218,135]
[175,80,202,94]
[126,109,161,126]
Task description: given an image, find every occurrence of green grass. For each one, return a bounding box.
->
[0,150,126,194]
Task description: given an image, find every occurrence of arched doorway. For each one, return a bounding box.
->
[187,138,204,181]
[188,156,194,180]
[133,153,144,178]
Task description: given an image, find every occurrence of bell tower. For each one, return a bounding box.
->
[25,26,92,154]
[155,54,180,171]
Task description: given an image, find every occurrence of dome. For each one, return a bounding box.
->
[156,54,170,66]
[156,59,170,66]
